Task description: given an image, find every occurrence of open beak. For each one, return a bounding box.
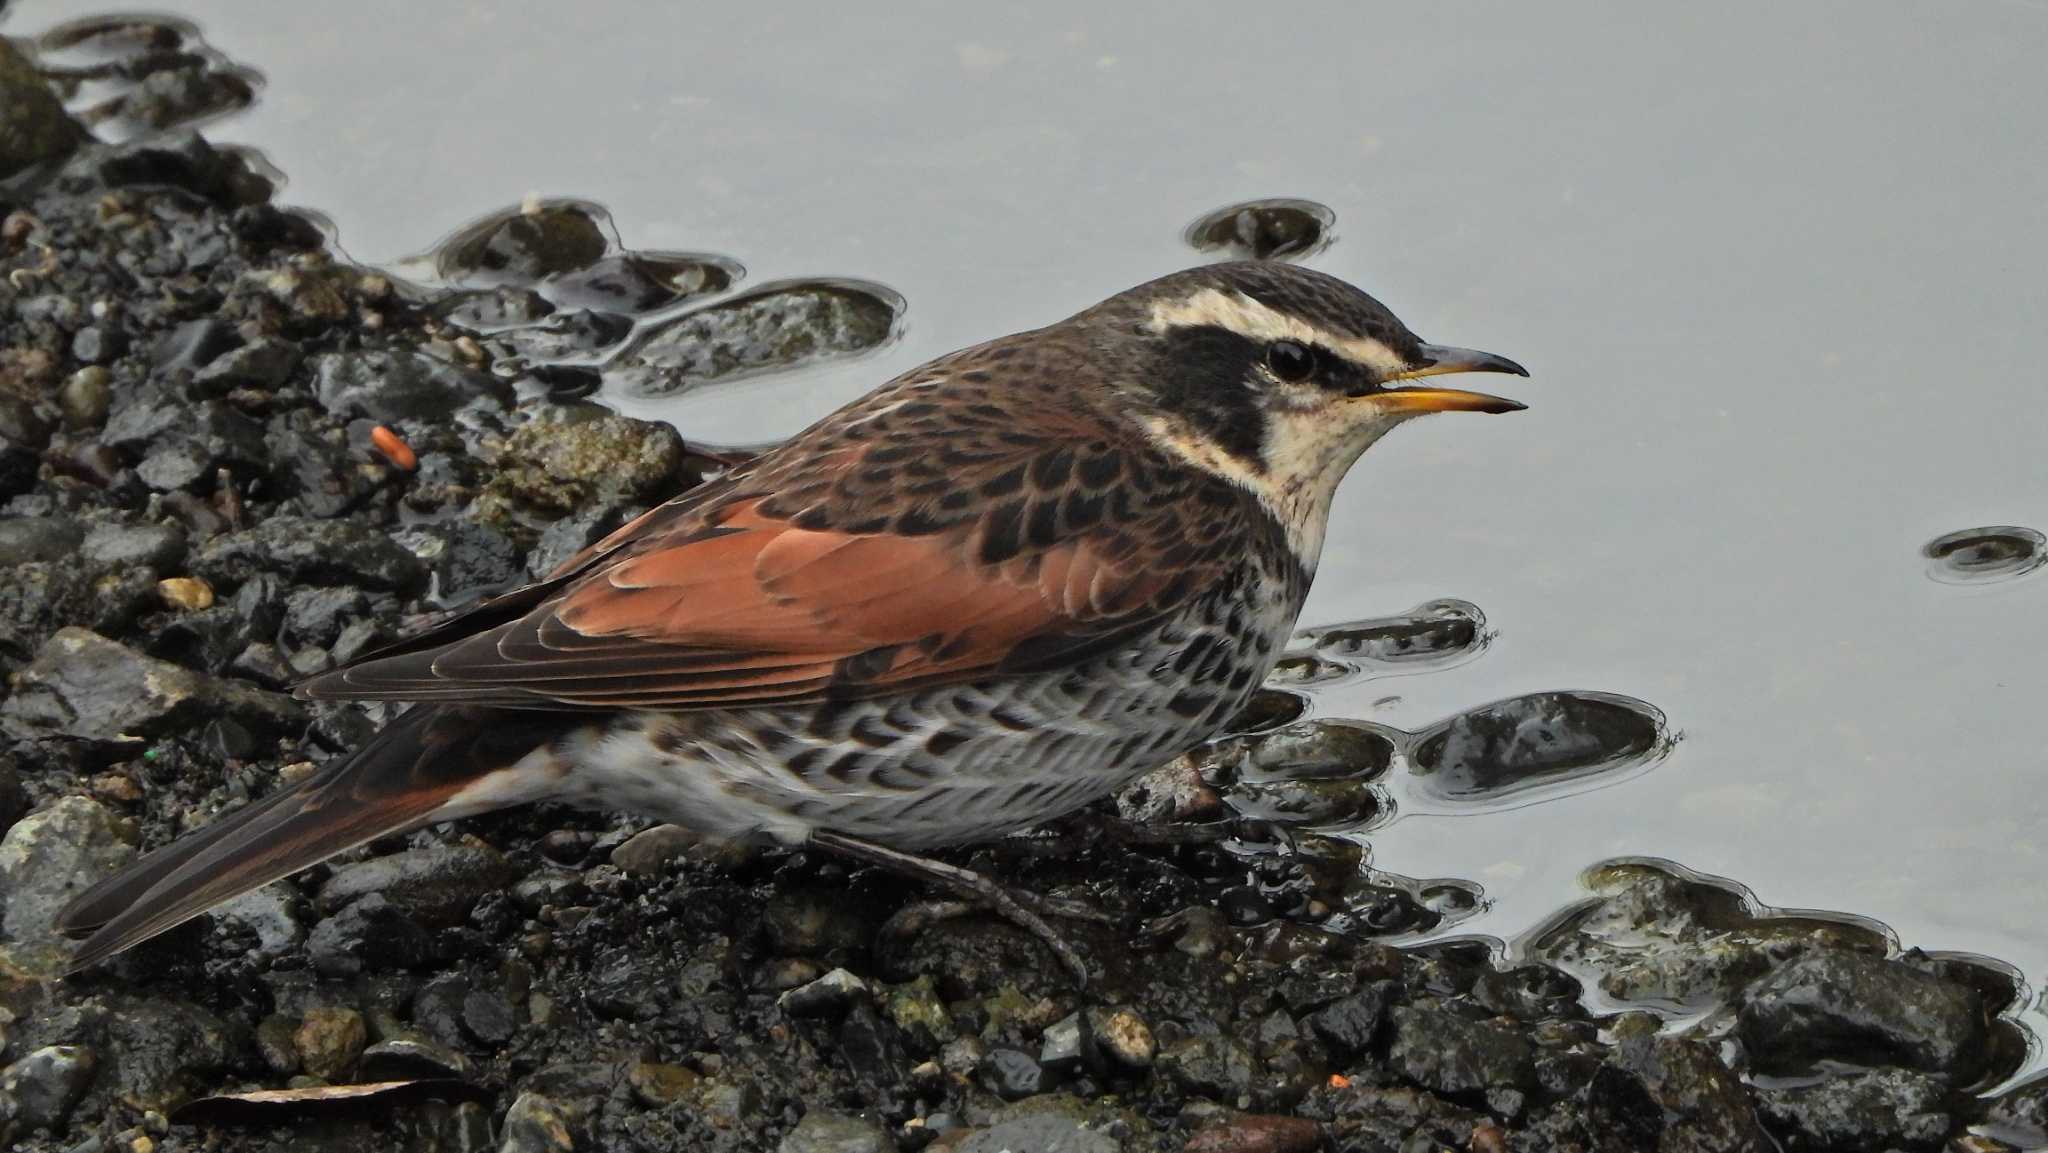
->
[1375,343,1530,414]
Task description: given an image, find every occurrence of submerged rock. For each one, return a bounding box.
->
[541,250,740,315]
[1301,599,1486,665]
[1735,949,1988,1079]
[1409,691,1665,804]
[1922,525,2046,584]
[1185,198,1336,262]
[434,199,611,286]
[606,279,902,396]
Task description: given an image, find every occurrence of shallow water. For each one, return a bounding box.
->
[11,0,2048,1069]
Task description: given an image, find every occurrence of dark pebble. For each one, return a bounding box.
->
[314,843,518,928]
[1306,599,1485,664]
[193,514,427,592]
[1385,1003,1534,1100]
[1409,690,1665,804]
[538,251,740,314]
[306,893,436,977]
[435,200,612,285]
[1584,1036,1772,1153]
[1755,1067,1953,1152]
[1923,525,2046,583]
[460,988,516,1045]
[1735,949,1987,1078]
[1308,984,1393,1058]
[978,1047,1051,1101]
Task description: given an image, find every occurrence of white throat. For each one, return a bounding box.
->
[1137,408,1402,573]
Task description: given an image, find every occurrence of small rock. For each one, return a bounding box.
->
[193,515,426,592]
[311,348,511,423]
[305,893,435,977]
[1409,691,1665,803]
[779,968,870,1018]
[71,325,127,365]
[952,1106,1123,1153]
[542,252,738,314]
[157,576,215,611]
[461,988,517,1046]
[1736,949,1987,1078]
[0,518,83,566]
[1385,1003,1535,1098]
[1159,1035,1258,1102]
[0,627,300,748]
[81,521,187,570]
[315,843,518,927]
[606,280,903,397]
[1755,1067,1952,1152]
[608,824,695,875]
[58,367,113,429]
[1308,984,1392,1058]
[626,1060,700,1108]
[1039,1013,1090,1072]
[253,1015,301,1076]
[436,200,611,286]
[763,888,872,956]
[481,408,684,513]
[0,1045,97,1130]
[0,796,134,963]
[1584,1036,1772,1153]
[1090,1008,1156,1069]
[190,338,300,396]
[777,1110,890,1153]
[979,1047,1051,1101]
[498,1091,575,1153]
[293,1007,366,1080]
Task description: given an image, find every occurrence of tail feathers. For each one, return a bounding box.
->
[58,706,563,972]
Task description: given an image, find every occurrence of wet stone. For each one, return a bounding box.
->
[606,279,903,397]
[490,308,634,363]
[482,408,683,513]
[314,843,519,928]
[358,1037,471,1081]
[609,823,695,875]
[979,1047,1051,1101]
[305,893,435,977]
[1,627,300,748]
[1091,1008,1156,1069]
[0,1045,95,1131]
[1735,948,1988,1078]
[1385,1003,1534,1100]
[193,514,427,592]
[435,200,612,286]
[1985,1074,2048,1146]
[437,286,555,331]
[189,337,300,396]
[1307,984,1393,1058]
[293,1007,366,1081]
[499,1090,576,1153]
[1304,599,1486,665]
[311,348,511,423]
[1585,1036,1772,1153]
[80,520,186,570]
[1158,1034,1258,1102]
[1754,1067,1953,1152]
[777,1109,890,1153]
[1923,525,2046,583]
[953,1108,1123,1153]
[1409,690,1665,804]
[763,887,872,956]
[0,517,84,566]
[541,251,740,315]
[1244,719,1397,781]
[1186,198,1336,261]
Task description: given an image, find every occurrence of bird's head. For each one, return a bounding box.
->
[1080,261,1528,567]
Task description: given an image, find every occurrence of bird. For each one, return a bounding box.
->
[57,260,1526,980]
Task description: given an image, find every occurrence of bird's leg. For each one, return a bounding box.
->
[808,831,1101,986]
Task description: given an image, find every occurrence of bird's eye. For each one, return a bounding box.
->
[1266,340,1316,383]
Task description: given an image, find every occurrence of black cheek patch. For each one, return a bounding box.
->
[1153,325,1268,467]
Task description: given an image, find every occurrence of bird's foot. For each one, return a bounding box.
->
[809,831,1106,987]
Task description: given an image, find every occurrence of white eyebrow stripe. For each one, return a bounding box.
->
[1145,287,1409,377]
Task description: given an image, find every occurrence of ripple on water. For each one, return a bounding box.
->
[34,15,261,142]
[1185,197,1336,262]
[1406,690,1669,809]
[1922,525,2047,585]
